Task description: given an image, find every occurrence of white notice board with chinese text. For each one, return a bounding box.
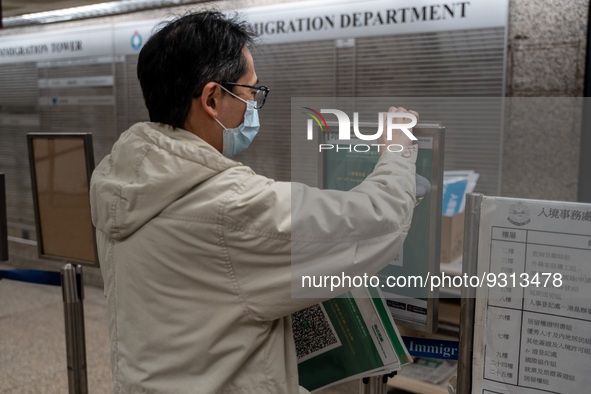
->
[471,196,591,394]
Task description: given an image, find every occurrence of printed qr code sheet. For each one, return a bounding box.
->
[292,303,342,363]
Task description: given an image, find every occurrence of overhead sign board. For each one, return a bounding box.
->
[241,0,508,44]
[0,0,508,63]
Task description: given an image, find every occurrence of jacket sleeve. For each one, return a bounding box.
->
[222,146,418,322]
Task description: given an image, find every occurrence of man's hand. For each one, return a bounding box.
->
[379,107,419,156]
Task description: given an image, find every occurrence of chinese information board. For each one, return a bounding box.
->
[472,196,591,394]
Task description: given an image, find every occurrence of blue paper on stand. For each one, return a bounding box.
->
[442,179,468,216]
[442,171,479,217]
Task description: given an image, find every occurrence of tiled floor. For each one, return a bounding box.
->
[0,267,111,393]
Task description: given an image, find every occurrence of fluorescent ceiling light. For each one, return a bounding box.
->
[3,0,205,27]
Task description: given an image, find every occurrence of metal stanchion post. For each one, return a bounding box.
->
[0,173,8,261]
[457,193,482,394]
[61,264,88,394]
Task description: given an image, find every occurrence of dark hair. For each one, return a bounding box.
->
[137,11,256,128]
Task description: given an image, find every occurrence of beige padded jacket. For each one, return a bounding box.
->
[90,122,417,394]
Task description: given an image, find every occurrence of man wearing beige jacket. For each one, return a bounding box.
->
[90,10,418,394]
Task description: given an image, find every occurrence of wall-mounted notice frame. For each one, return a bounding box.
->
[27,133,97,266]
[320,123,445,333]
[0,173,8,261]
[459,194,591,394]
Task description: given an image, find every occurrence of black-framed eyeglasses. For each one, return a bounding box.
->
[220,82,270,110]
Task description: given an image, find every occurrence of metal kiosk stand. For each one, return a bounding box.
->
[315,122,445,393]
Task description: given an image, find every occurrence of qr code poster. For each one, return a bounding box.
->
[292,303,342,363]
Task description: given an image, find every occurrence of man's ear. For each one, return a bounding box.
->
[200,82,221,118]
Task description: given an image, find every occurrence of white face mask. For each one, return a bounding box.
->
[214,86,261,158]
